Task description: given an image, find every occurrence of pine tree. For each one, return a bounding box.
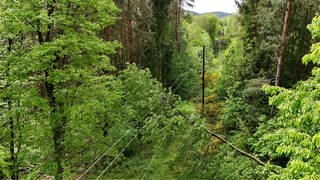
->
[150,0,174,84]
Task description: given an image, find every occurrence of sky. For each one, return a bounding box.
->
[184,0,238,14]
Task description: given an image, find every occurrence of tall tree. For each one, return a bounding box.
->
[275,0,292,86]
[255,16,320,178]
[0,0,119,179]
[151,0,173,83]
[171,0,194,52]
[104,0,154,70]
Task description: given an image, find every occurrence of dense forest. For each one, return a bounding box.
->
[0,0,320,179]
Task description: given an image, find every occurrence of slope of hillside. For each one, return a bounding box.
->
[185,10,231,18]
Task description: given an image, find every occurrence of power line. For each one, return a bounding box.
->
[77,74,187,179]
[96,113,158,179]
[77,106,160,179]
[141,136,166,180]
[141,89,197,179]
[76,118,142,180]
[94,74,191,179]
[95,69,207,179]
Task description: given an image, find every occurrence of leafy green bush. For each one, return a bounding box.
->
[219,78,269,132]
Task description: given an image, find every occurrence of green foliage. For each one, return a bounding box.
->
[219,78,269,132]
[182,20,212,53]
[238,0,318,87]
[224,15,241,42]
[168,19,213,100]
[0,0,217,178]
[254,15,320,179]
[1,0,319,179]
[97,66,210,179]
[209,143,265,179]
[193,14,219,43]
[177,131,266,180]
[303,16,320,65]
[214,39,269,131]
[0,0,120,178]
[168,50,200,99]
[215,39,251,98]
[148,0,175,83]
[0,146,10,178]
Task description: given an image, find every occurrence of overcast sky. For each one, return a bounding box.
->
[184,0,238,14]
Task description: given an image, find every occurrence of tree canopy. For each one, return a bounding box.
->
[0,0,320,179]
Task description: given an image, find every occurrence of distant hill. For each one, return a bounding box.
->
[203,11,231,18]
[185,10,200,16]
[185,10,231,18]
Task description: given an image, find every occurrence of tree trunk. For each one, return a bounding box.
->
[9,99,17,180]
[174,0,181,52]
[52,116,66,180]
[44,69,65,180]
[127,0,135,63]
[6,38,18,180]
[275,0,292,86]
[172,107,273,170]
[38,2,66,178]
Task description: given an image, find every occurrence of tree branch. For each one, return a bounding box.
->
[175,109,267,167]
[204,129,266,166]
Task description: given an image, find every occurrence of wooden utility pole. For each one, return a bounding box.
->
[275,0,292,86]
[202,46,205,114]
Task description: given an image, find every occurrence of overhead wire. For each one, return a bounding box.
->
[96,120,150,179]
[77,73,188,179]
[94,73,192,179]
[141,136,166,180]
[140,80,202,179]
